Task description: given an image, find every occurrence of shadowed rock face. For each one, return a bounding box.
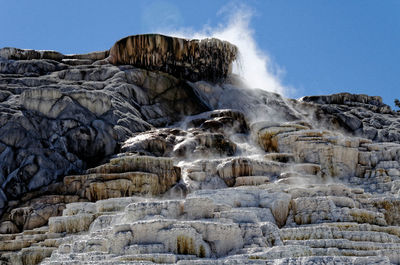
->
[108,34,238,82]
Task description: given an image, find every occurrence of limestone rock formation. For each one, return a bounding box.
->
[0,46,213,218]
[108,34,237,82]
[298,93,398,142]
[1,35,400,265]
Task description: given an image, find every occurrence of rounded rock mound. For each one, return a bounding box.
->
[108,34,238,82]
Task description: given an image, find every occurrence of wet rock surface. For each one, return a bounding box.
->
[1,35,400,265]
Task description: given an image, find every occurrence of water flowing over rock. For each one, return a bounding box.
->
[0,35,400,265]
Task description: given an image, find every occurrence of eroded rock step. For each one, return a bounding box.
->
[2,126,400,264]
[2,181,400,264]
[0,155,181,243]
[2,183,392,264]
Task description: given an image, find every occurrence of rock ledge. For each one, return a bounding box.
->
[0,34,238,82]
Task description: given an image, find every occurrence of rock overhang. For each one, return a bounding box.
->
[108,34,238,82]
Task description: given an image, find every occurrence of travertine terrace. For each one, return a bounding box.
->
[108,34,237,82]
[0,35,399,265]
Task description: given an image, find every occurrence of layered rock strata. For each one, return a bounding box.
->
[0,35,400,265]
[0,52,212,218]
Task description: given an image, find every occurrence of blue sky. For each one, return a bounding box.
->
[1,0,399,108]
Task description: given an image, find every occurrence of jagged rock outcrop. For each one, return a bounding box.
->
[1,35,400,265]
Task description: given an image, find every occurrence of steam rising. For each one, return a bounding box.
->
[164,5,287,96]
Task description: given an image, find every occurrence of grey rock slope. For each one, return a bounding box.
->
[299,93,399,142]
[0,35,400,265]
[0,47,212,217]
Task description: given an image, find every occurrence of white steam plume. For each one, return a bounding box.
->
[162,4,287,96]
